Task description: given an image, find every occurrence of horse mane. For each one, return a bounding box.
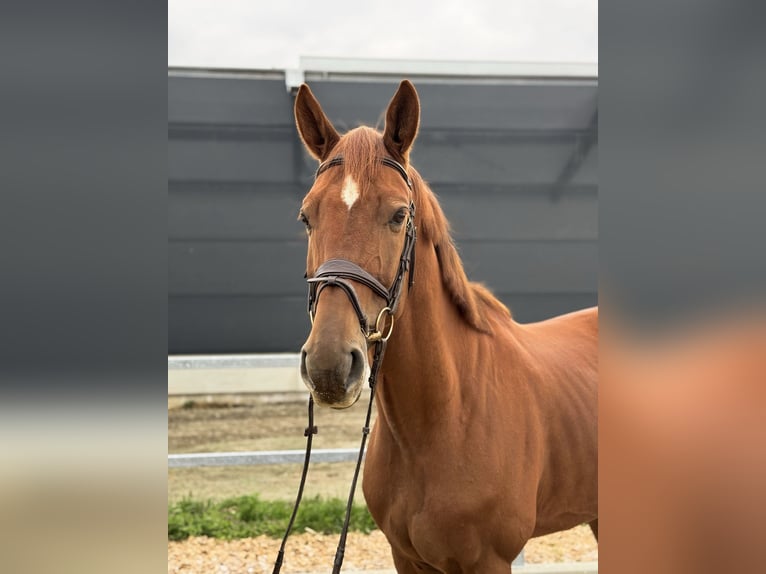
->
[333,127,511,334]
[410,170,512,334]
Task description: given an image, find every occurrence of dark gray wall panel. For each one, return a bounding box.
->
[168,183,306,241]
[436,186,597,241]
[169,296,309,354]
[460,241,597,294]
[412,139,576,185]
[168,183,596,242]
[168,76,292,126]
[306,81,597,131]
[168,138,296,183]
[571,146,598,185]
[169,241,307,296]
[169,240,595,297]
[169,131,584,186]
[168,71,598,353]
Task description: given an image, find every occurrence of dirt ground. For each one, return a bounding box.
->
[169,393,378,502]
[168,394,598,568]
[169,394,368,454]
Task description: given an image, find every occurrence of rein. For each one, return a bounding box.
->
[272,156,416,574]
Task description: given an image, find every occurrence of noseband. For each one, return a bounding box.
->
[306,156,417,343]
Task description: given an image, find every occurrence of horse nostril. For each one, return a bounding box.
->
[348,348,365,388]
[300,344,365,400]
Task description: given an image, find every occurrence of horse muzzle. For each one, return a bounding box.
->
[300,342,368,408]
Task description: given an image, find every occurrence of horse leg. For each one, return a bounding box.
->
[393,550,514,573]
[441,550,517,573]
[391,550,434,573]
[589,519,598,541]
[465,554,515,574]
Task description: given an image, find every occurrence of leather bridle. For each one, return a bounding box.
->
[306,156,417,342]
[272,156,417,574]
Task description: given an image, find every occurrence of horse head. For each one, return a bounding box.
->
[295,80,420,408]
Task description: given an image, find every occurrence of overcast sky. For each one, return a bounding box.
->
[168,0,598,69]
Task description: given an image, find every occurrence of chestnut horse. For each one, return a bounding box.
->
[295,80,598,573]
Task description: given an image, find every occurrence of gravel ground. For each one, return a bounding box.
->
[168,525,597,573]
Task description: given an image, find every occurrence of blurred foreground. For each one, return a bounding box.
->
[600,310,766,574]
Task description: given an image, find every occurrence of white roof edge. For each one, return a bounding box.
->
[168,58,597,93]
[167,67,286,80]
[299,56,598,79]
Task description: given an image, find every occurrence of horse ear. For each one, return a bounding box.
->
[294,84,341,161]
[383,80,420,162]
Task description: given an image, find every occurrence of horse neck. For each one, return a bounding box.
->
[375,242,481,439]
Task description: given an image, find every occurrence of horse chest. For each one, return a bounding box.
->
[370,481,522,570]
[364,452,520,564]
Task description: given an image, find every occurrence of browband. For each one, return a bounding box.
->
[316,156,413,190]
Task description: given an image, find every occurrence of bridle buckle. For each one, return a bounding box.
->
[367,307,394,342]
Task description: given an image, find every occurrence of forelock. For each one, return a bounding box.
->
[333,127,386,193]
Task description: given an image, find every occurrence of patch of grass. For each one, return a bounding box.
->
[168,494,377,541]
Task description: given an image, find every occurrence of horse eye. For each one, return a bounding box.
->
[299,212,311,231]
[390,209,407,226]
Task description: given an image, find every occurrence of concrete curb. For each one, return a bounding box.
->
[168,353,305,395]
